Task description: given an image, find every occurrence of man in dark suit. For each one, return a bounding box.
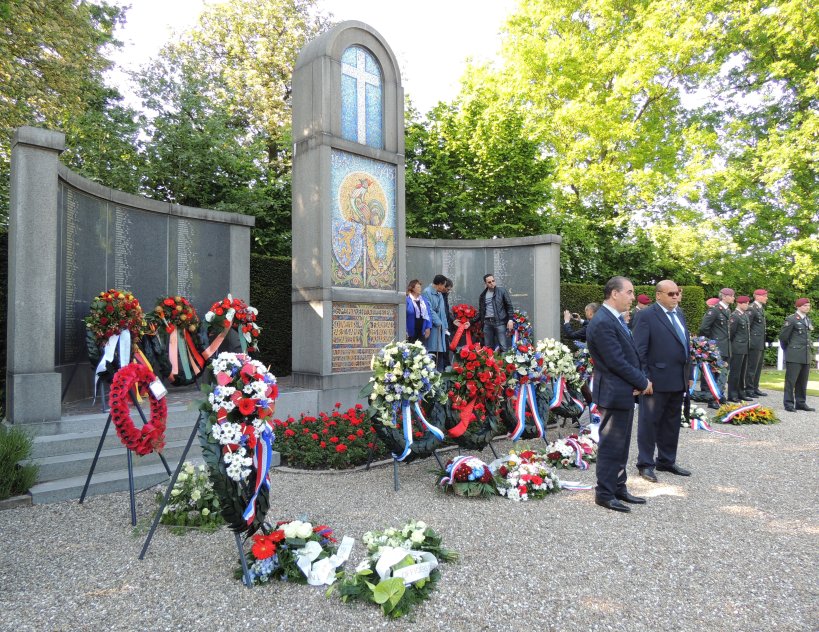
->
[632,280,692,482]
[586,276,652,513]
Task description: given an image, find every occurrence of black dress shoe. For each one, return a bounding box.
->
[727,397,740,403]
[796,405,816,412]
[784,405,796,412]
[708,401,720,410]
[719,397,727,404]
[638,467,658,483]
[741,392,756,399]
[616,491,646,504]
[595,498,631,513]
[754,390,768,397]
[656,463,691,476]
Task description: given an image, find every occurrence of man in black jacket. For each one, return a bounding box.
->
[475,274,514,352]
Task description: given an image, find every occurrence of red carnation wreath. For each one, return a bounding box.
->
[109,363,168,456]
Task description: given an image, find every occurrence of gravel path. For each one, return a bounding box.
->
[1,394,817,632]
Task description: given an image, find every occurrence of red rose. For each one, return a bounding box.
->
[335,444,348,453]
[320,441,327,448]
[347,434,356,442]
[311,433,319,440]
[238,398,257,416]
[105,305,114,313]
[330,436,339,444]
[164,298,175,306]
[284,428,295,437]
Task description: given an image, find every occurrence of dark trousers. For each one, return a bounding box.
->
[483,319,510,352]
[747,347,764,392]
[636,391,684,469]
[595,405,634,501]
[727,353,748,397]
[784,362,810,408]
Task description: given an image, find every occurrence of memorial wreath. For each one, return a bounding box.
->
[448,303,479,350]
[202,295,261,358]
[85,289,145,383]
[109,363,167,456]
[489,449,562,501]
[437,455,497,497]
[150,295,205,385]
[499,341,551,440]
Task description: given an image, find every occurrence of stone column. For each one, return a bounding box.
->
[7,127,65,423]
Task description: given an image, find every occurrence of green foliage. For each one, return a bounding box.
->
[156,461,224,534]
[273,404,388,469]
[0,424,39,499]
[249,254,291,375]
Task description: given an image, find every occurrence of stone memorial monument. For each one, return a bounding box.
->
[290,21,405,409]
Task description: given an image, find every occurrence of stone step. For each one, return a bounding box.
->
[29,437,199,482]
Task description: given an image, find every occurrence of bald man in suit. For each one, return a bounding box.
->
[586,276,652,513]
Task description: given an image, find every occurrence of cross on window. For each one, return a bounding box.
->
[341,46,382,147]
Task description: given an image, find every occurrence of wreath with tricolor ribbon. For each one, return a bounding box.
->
[149,295,206,386]
[198,352,278,535]
[202,295,261,359]
[109,363,167,456]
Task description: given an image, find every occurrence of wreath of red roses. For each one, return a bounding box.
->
[109,363,168,456]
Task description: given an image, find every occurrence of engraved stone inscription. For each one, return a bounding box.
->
[331,302,397,372]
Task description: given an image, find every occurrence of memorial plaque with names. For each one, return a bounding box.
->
[331,302,397,372]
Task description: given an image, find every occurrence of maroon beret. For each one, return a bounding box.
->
[637,294,651,305]
[719,288,735,296]
[753,289,767,296]
[795,298,810,308]
[706,298,719,307]
[736,296,750,304]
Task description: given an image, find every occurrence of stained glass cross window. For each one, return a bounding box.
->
[341,46,383,148]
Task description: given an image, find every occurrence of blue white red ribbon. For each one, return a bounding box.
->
[699,362,722,401]
[689,416,747,439]
[565,437,590,470]
[548,376,567,409]
[393,400,445,461]
[589,403,601,424]
[558,481,594,491]
[570,394,586,414]
[438,455,474,486]
[242,423,274,524]
[508,382,546,441]
[719,403,760,424]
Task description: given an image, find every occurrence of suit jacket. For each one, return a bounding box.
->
[586,307,649,409]
[405,294,432,339]
[779,313,814,364]
[748,303,766,350]
[699,303,732,357]
[422,284,448,353]
[729,309,750,355]
[632,303,690,392]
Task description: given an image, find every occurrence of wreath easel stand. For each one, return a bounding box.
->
[79,385,172,526]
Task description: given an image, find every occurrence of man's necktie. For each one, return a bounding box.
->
[618,314,631,335]
[668,310,687,347]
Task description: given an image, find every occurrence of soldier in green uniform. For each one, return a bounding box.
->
[779,298,815,412]
[699,288,735,406]
[747,289,768,396]
[727,296,752,401]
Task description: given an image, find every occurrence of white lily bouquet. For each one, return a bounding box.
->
[536,338,582,388]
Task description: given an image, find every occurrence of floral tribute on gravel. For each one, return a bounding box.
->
[109,363,167,456]
[443,344,507,443]
[681,404,709,429]
[690,336,728,401]
[543,431,598,470]
[574,346,594,385]
[202,294,261,358]
[437,455,497,497]
[273,403,388,469]
[241,520,353,587]
[448,303,480,350]
[715,402,779,425]
[199,352,278,534]
[509,308,533,346]
[330,520,458,619]
[362,341,446,462]
[156,461,224,534]
[500,341,549,440]
[536,338,585,419]
[489,449,562,501]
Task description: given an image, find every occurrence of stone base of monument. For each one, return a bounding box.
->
[24,380,323,504]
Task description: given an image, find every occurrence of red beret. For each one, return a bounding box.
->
[706,298,719,307]
[637,294,651,305]
[719,288,735,296]
[753,289,767,296]
[795,298,810,308]
[736,296,750,304]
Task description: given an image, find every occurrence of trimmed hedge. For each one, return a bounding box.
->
[560,283,705,337]
[249,254,291,376]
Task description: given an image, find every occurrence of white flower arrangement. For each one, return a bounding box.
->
[489,450,562,501]
[535,338,582,387]
[502,341,548,390]
[682,404,709,428]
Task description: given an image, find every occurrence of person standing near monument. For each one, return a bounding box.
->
[586,276,652,513]
[405,279,431,344]
[747,289,769,397]
[699,288,735,401]
[632,280,692,483]
[779,298,816,412]
[474,274,514,352]
[727,296,752,401]
[442,278,456,362]
[423,275,449,371]
[629,294,652,329]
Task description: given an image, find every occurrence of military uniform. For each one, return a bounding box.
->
[698,301,732,396]
[779,312,815,410]
[727,308,751,400]
[747,300,767,394]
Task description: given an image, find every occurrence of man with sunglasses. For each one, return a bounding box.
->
[632,280,692,482]
[475,274,514,352]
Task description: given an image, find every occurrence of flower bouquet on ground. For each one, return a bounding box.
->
[714,402,780,425]
[449,303,479,350]
[682,404,709,428]
[330,520,458,619]
[499,341,550,439]
[537,338,585,419]
[489,449,562,501]
[202,295,261,359]
[198,352,278,534]
[440,344,507,450]
[85,289,145,383]
[241,520,353,587]
[361,341,446,462]
[274,403,388,470]
[437,456,497,497]
[156,461,224,534]
[689,336,728,402]
[148,295,206,386]
[509,308,533,346]
[543,431,598,469]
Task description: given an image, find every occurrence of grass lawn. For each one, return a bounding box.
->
[759,368,819,397]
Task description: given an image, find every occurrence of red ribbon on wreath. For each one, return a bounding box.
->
[109,363,168,456]
[449,322,473,351]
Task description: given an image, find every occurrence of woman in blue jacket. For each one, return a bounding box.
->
[406,279,431,343]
